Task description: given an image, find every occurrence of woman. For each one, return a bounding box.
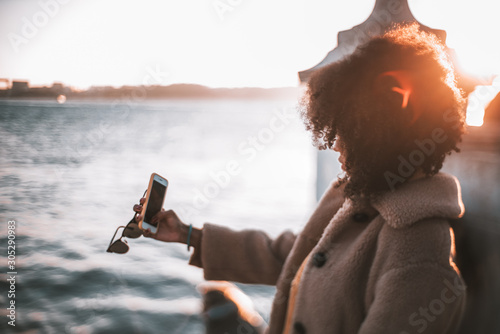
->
[135,24,467,334]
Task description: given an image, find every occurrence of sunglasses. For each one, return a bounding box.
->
[106,214,143,254]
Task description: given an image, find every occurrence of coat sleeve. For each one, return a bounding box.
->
[188,224,297,285]
[358,263,466,334]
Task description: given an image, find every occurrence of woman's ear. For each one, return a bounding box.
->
[374,70,423,125]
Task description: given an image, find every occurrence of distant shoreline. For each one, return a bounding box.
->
[0,83,304,101]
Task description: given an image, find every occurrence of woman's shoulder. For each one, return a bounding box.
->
[370,216,460,283]
[371,173,463,271]
[298,179,347,245]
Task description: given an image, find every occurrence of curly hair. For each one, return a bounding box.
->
[300,23,466,198]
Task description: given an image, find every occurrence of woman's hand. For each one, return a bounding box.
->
[133,199,189,243]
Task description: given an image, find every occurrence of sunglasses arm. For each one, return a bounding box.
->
[107,226,126,252]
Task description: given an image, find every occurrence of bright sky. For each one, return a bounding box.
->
[0,0,499,89]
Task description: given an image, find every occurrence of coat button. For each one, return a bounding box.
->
[312,252,327,268]
[294,321,306,334]
[352,212,370,222]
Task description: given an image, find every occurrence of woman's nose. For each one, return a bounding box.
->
[333,139,340,152]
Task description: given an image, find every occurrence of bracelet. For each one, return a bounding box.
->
[186,224,193,251]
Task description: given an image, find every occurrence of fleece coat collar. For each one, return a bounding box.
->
[372,172,465,228]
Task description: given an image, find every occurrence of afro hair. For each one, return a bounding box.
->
[300,23,466,198]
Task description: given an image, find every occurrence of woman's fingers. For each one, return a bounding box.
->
[143,228,153,238]
[133,197,146,213]
[152,209,167,222]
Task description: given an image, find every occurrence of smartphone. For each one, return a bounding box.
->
[138,173,168,234]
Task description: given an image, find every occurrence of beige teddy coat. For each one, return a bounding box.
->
[189,172,466,334]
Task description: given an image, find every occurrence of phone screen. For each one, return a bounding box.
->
[144,180,167,227]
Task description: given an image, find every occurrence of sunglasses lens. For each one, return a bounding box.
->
[124,223,143,239]
[107,239,129,254]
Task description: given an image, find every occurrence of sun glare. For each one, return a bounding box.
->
[466,77,500,127]
[407,0,500,127]
[448,24,500,127]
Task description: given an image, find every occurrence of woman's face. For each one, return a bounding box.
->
[332,136,346,171]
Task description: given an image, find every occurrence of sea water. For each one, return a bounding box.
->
[0,98,317,333]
